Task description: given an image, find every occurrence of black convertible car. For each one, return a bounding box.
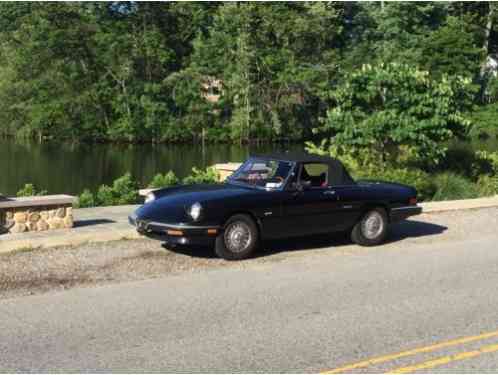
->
[129,153,422,260]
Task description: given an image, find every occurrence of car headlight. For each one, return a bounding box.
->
[145,192,156,204]
[188,202,202,221]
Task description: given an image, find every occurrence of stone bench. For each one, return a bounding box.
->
[0,195,76,234]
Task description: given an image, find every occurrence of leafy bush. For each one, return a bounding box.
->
[473,151,498,195]
[469,103,498,139]
[182,167,219,185]
[313,63,475,166]
[148,171,179,188]
[76,189,95,208]
[476,175,498,197]
[431,172,479,201]
[95,173,139,206]
[16,183,47,197]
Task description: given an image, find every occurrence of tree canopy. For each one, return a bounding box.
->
[0,2,497,144]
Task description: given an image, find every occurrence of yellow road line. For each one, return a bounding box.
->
[321,329,498,374]
[388,342,498,373]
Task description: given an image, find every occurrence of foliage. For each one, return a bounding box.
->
[0,2,497,143]
[16,183,47,197]
[469,103,498,138]
[95,173,139,206]
[314,63,475,166]
[148,171,180,188]
[431,172,480,201]
[69,167,220,208]
[76,189,96,208]
[474,150,498,194]
[182,167,219,185]
[476,174,498,197]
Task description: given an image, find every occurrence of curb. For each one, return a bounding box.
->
[420,195,498,214]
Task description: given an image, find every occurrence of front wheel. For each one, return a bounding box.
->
[351,208,388,246]
[215,214,259,260]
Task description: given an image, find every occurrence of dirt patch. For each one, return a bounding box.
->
[0,239,230,300]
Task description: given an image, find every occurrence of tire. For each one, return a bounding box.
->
[215,214,259,260]
[351,207,388,246]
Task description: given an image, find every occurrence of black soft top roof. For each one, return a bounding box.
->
[251,152,356,186]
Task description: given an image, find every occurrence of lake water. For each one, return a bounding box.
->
[2,137,498,196]
[0,138,302,196]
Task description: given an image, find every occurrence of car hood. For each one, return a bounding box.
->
[135,183,257,223]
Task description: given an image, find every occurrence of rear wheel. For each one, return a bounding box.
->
[351,208,388,246]
[215,214,259,260]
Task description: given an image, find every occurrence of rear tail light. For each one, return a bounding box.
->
[409,197,417,205]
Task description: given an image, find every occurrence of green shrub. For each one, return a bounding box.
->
[476,175,498,197]
[182,167,219,185]
[431,172,479,201]
[472,151,498,196]
[148,171,179,188]
[314,63,474,166]
[95,173,139,206]
[469,103,498,139]
[16,183,47,197]
[76,189,95,208]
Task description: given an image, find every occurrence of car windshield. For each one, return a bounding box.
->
[229,158,294,190]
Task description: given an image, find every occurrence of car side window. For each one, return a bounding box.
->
[299,163,329,188]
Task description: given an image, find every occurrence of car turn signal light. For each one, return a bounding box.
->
[167,229,184,236]
[409,197,417,205]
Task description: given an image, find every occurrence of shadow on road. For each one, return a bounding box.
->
[387,219,447,243]
[164,219,448,259]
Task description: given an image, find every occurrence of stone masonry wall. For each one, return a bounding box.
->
[0,204,73,234]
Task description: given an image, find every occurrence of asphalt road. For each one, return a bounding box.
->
[1,209,498,373]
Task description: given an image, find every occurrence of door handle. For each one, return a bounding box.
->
[323,190,336,196]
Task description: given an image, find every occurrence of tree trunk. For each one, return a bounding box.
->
[480,3,495,83]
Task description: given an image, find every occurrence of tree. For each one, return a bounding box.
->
[189,2,344,142]
[313,63,476,166]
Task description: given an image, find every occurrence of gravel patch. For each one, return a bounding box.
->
[0,239,231,300]
[1,207,497,300]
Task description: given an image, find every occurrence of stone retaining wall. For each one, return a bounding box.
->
[0,205,73,234]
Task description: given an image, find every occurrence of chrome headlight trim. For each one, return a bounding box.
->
[188,202,202,221]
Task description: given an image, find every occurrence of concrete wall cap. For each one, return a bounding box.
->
[0,195,76,209]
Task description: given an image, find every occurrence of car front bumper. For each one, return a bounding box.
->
[128,213,220,246]
[389,205,423,222]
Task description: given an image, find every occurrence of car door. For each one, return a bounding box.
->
[328,185,365,231]
[282,162,343,236]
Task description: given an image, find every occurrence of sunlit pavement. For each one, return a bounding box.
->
[1,208,498,372]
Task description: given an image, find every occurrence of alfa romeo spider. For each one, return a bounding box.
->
[129,153,422,260]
